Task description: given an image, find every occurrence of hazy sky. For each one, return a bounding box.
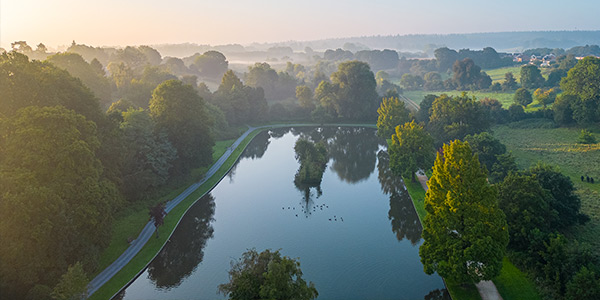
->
[1,0,598,50]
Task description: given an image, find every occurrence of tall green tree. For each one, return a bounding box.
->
[296,85,315,110]
[560,56,600,101]
[330,60,379,120]
[428,93,489,144]
[559,56,600,124]
[46,52,113,108]
[218,249,318,300]
[119,108,177,200]
[388,121,434,182]
[513,87,533,107]
[150,80,214,174]
[192,50,228,79]
[376,97,411,139]
[498,173,556,251]
[451,58,492,90]
[501,72,518,91]
[524,163,588,228]
[520,65,545,89]
[420,140,508,284]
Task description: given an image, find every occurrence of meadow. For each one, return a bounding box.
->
[493,121,600,253]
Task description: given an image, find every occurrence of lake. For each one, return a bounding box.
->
[118,126,448,300]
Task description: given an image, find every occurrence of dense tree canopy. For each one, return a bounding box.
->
[420,140,508,284]
[0,52,104,124]
[119,108,176,200]
[46,52,112,107]
[191,50,228,79]
[213,70,268,125]
[0,106,119,298]
[149,80,214,174]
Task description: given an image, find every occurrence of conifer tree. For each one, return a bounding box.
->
[420,140,508,284]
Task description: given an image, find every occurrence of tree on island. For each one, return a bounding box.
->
[420,140,508,284]
[294,139,328,185]
[389,120,434,182]
[218,249,318,300]
[376,97,411,139]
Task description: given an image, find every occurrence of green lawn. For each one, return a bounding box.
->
[483,66,523,83]
[403,90,516,108]
[90,129,262,300]
[493,257,542,300]
[403,177,426,221]
[493,124,600,252]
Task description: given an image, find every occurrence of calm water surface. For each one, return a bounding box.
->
[118,127,448,300]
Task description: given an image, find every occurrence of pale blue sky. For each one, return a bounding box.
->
[1,0,598,49]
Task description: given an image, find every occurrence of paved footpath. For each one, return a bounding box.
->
[87,126,258,297]
[415,170,504,300]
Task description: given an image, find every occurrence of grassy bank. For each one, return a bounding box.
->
[95,138,237,272]
[90,129,262,300]
[484,66,523,83]
[493,258,541,300]
[493,123,600,252]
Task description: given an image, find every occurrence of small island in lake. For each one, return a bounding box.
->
[294,138,328,185]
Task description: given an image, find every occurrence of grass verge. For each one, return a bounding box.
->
[89,129,262,300]
[402,175,481,300]
[94,138,236,273]
[493,257,541,300]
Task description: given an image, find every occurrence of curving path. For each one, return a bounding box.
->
[87,125,258,297]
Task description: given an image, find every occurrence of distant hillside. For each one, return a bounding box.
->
[255,31,600,53]
[153,31,600,58]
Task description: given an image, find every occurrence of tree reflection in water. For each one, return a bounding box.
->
[241,130,270,160]
[424,288,452,300]
[377,150,422,245]
[328,127,383,183]
[146,194,216,289]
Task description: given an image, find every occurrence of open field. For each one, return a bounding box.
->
[403,90,516,108]
[483,66,523,83]
[493,123,600,252]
